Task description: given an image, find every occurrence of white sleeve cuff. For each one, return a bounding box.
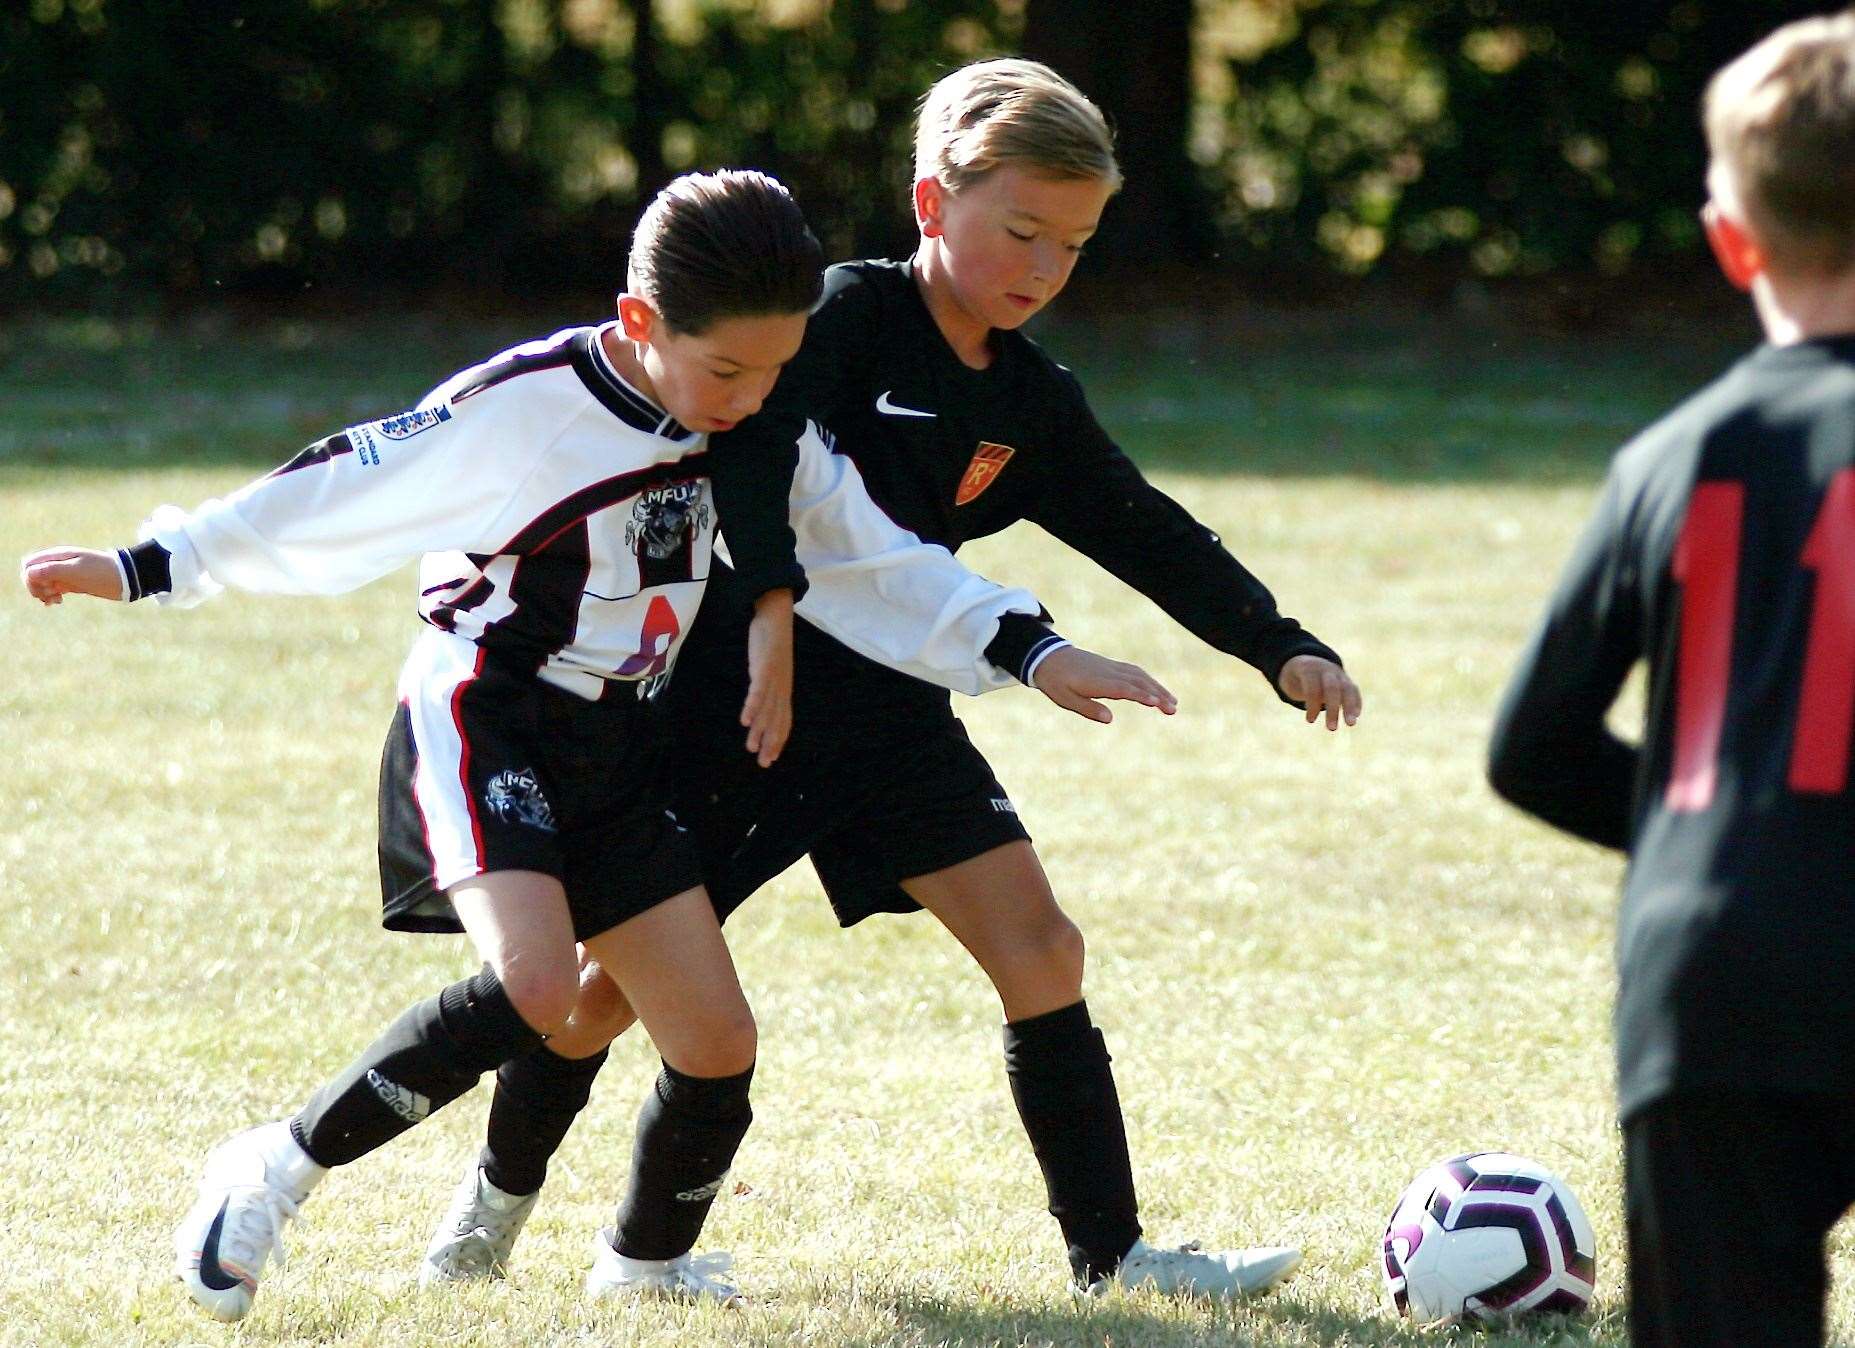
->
[109,548,133,603]
[1019,635,1071,687]
[139,505,221,609]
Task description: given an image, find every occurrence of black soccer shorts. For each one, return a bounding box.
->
[1624,1090,1855,1347]
[684,716,1032,927]
[377,632,703,941]
[660,610,1032,928]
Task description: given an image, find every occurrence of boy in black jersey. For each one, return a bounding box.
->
[428,60,1362,1298]
[1488,15,1855,1345]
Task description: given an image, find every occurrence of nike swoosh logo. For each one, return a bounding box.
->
[196,1201,246,1292]
[875,391,936,419]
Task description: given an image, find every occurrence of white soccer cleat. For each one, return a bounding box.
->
[584,1227,743,1305]
[419,1165,540,1286]
[172,1122,318,1322]
[1092,1237,1303,1300]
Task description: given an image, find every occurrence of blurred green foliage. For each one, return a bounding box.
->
[1204,0,1829,276]
[0,0,1835,299]
[0,0,1004,298]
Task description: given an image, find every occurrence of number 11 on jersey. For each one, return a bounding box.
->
[1667,470,1855,810]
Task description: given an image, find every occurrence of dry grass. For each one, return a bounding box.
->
[2,311,1846,1346]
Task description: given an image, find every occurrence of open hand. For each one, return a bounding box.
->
[1031,646,1177,724]
[20,547,125,605]
[1278,654,1362,730]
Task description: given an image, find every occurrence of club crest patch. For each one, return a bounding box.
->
[625,481,709,560]
[955,442,1015,506]
[484,768,556,833]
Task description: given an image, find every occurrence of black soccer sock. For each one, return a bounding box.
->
[612,1060,754,1260]
[290,965,545,1168]
[1002,999,1143,1286]
[479,1043,610,1196]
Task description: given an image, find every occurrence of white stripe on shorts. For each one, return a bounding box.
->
[397,628,489,892]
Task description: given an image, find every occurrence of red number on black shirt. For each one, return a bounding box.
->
[1667,471,1855,809]
[1790,470,1855,794]
[1667,483,1744,810]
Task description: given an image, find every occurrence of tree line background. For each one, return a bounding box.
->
[0,0,1834,305]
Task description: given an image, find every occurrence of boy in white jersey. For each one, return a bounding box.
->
[21,169,1170,1320]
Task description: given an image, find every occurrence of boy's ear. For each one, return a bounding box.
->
[1702,201,1765,292]
[914,176,946,239]
[617,294,657,342]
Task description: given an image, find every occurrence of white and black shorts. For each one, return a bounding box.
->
[378,631,703,940]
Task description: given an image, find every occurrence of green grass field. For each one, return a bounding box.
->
[3,306,1845,1347]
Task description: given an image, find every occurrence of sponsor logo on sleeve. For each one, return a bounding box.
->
[375,405,452,440]
[955,442,1016,506]
[347,425,382,465]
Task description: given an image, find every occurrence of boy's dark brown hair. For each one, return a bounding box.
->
[627,169,824,334]
[1706,10,1855,275]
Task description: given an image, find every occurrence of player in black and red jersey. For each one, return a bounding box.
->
[1488,15,1855,1345]
[424,60,1361,1301]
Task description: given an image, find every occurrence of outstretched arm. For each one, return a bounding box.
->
[782,423,1175,718]
[782,421,1041,695]
[25,395,524,616]
[1030,370,1359,722]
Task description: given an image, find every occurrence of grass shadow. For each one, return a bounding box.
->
[859,1288,1626,1348]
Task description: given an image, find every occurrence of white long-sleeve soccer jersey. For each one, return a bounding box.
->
[143,324,1045,699]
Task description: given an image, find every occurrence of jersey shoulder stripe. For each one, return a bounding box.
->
[498,451,712,554]
[444,331,579,408]
[266,430,358,480]
[436,325,686,440]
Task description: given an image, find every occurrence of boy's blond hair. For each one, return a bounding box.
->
[914,58,1122,194]
[1705,10,1855,275]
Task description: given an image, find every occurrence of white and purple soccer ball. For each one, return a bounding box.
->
[1381,1152,1597,1325]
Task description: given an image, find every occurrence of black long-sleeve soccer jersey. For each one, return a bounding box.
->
[1490,335,1855,1119]
[709,259,1340,699]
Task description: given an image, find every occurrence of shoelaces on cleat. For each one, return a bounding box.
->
[225,1186,300,1273]
[439,1235,498,1276]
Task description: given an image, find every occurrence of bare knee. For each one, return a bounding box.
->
[984,907,1086,1021]
[493,954,581,1037]
[1039,911,1086,987]
[551,964,637,1056]
[661,1004,758,1079]
[1013,908,1085,994]
[577,962,634,1031]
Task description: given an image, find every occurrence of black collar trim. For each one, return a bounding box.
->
[574,326,694,441]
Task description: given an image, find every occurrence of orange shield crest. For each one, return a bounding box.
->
[955,442,1016,506]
